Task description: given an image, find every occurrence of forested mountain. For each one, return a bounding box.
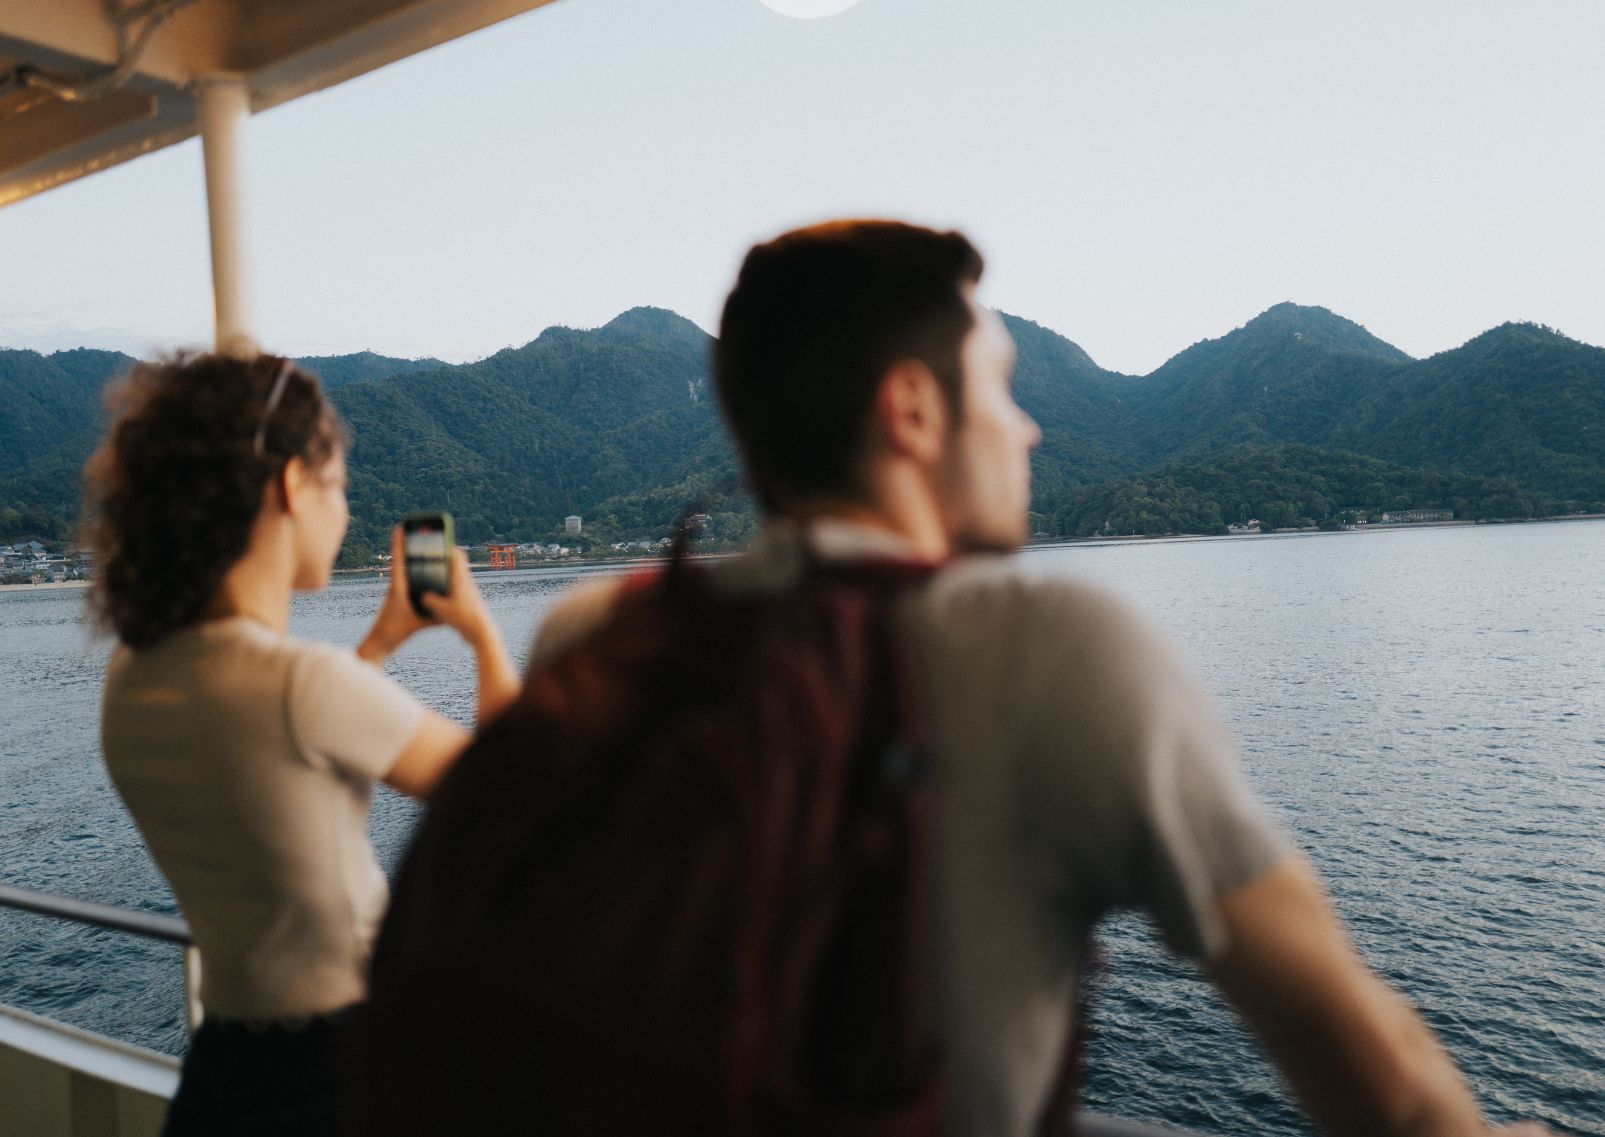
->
[1017,309,1605,534]
[295,351,447,390]
[1000,314,1140,499]
[1120,304,1412,463]
[0,348,130,471]
[329,307,736,548]
[0,348,134,539]
[1047,444,1545,538]
[1333,323,1605,500]
[1,303,1602,547]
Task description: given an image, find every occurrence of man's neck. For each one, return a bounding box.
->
[778,495,951,562]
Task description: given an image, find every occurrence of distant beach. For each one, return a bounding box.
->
[0,579,89,593]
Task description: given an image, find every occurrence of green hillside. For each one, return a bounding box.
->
[1341,323,1605,499]
[0,348,135,540]
[1000,314,1143,498]
[0,348,131,474]
[1,303,1602,548]
[331,308,735,546]
[295,351,447,390]
[1048,444,1546,538]
[1117,303,1412,463]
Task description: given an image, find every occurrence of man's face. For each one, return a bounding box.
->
[937,299,1041,552]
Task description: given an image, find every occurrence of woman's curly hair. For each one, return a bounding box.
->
[82,352,346,649]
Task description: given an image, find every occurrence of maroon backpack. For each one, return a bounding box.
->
[348,551,952,1135]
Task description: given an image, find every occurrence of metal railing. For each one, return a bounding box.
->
[0,884,1199,1136]
[1077,1120,1204,1137]
[0,881,203,1034]
[0,882,189,943]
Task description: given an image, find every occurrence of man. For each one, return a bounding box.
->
[530,220,1544,1137]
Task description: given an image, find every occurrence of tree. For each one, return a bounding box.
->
[338,535,376,568]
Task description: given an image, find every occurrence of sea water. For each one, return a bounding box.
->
[1,522,1600,1135]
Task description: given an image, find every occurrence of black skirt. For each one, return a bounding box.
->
[161,1008,350,1137]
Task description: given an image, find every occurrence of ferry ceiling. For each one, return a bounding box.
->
[0,0,560,348]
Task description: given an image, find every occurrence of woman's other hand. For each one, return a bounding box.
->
[417,549,496,648]
[356,527,433,664]
[357,531,519,722]
[423,549,521,722]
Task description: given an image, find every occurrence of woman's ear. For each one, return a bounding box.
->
[874,359,949,467]
[276,455,308,517]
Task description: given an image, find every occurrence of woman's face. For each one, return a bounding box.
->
[291,446,350,591]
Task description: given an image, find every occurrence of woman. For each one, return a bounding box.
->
[84,352,520,1135]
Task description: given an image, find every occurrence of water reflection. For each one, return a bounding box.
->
[1,523,1600,1134]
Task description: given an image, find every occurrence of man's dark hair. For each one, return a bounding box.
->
[715,220,983,511]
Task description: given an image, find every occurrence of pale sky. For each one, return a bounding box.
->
[2,0,1602,376]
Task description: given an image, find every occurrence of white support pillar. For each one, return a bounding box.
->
[194,75,254,356]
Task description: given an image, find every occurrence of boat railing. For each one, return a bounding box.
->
[0,883,1200,1137]
[0,881,202,1035]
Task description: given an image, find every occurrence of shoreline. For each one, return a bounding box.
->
[330,551,730,579]
[10,515,1603,589]
[1026,512,1605,552]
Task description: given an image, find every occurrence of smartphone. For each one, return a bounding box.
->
[401,511,454,616]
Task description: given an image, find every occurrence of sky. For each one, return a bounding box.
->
[2,0,1602,376]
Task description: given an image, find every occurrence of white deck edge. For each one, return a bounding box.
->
[0,1003,178,1100]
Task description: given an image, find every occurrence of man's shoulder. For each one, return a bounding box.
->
[532,554,1140,643]
[530,573,640,666]
[530,551,1158,674]
[913,554,1150,648]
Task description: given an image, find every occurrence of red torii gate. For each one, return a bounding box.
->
[487,543,517,570]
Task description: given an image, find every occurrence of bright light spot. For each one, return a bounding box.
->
[759,0,864,19]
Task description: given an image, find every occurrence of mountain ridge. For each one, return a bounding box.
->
[2,304,1601,547]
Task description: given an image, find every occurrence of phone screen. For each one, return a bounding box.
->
[402,513,452,614]
[405,526,448,563]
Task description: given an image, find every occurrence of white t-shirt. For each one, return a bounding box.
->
[536,520,1292,1136]
[102,617,424,1020]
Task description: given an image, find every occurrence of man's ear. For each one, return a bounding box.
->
[874,360,948,466]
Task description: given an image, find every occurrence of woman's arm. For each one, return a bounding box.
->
[358,527,522,724]
[417,548,521,722]
[358,531,517,800]
[381,710,471,799]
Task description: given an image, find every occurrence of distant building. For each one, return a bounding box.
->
[1379,509,1453,524]
[564,515,582,535]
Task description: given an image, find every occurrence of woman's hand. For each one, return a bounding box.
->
[424,550,522,722]
[356,527,520,721]
[418,548,497,649]
[356,527,435,665]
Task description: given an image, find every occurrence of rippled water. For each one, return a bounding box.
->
[1,523,1600,1135]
